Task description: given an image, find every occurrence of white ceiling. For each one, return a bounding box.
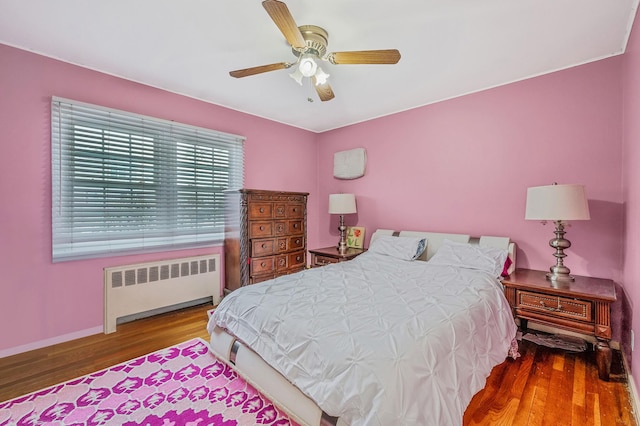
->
[1,0,638,132]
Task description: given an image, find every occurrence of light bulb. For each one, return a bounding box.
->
[298,55,318,77]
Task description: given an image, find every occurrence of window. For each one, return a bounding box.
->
[51,97,244,262]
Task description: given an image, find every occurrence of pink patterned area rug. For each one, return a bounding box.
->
[0,338,298,426]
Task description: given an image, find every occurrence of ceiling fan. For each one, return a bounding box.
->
[229,0,401,102]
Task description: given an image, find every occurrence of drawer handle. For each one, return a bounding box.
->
[293,208,297,212]
[259,226,265,231]
[261,243,267,249]
[261,262,266,267]
[296,256,301,261]
[294,223,299,228]
[295,239,300,244]
[259,207,265,213]
[539,300,563,312]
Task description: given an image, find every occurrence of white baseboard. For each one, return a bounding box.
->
[0,326,102,359]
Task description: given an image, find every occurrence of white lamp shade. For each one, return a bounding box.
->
[329,193,357,214]
[525,184,590,221]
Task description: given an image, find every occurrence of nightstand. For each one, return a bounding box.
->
[309,246,366,267]
[502,268,616,380]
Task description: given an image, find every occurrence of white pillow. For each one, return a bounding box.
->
[428,239,507,277]
[368,235,427,261]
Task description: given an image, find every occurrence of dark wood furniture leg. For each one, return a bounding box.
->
[595,339,612,381]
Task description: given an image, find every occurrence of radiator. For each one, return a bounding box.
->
[104,254,221,334]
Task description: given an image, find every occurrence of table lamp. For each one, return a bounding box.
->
[525,183,590,282]
[328,193,357,254]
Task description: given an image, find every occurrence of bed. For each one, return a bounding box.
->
[207,229,518,425]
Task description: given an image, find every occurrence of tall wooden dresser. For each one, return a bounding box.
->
[224,189,308,293]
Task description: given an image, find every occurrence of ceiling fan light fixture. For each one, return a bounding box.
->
[229,2,401,103]
[289,66,304,85]
[314,67,330,85]
[298,54,318,77]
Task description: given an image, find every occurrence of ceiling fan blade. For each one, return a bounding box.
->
[229,62,291,78]
[328,49,401,65]
[312,77,335,102]
[262,0,306,49]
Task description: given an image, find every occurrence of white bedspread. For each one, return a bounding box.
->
[209,252,517,425]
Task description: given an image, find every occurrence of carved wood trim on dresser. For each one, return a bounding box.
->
[224,189,308,293]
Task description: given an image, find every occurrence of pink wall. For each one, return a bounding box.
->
[623,8,640,391]
[0,44,319,356]
[316,57,625,341]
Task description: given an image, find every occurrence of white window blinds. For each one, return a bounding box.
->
[51,97,245,262]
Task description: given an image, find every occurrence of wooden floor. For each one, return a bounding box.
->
[464,337,636,425]
[0,303,636,425]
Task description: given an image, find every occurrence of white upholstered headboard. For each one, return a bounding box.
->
[369,229,516,275]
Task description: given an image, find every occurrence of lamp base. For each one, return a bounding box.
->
[337,214,347,255]
[546,272,575,282]
[546,221,575,283]
[337,241,348,255]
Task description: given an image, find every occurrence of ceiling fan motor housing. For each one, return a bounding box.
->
[293,25,328,58]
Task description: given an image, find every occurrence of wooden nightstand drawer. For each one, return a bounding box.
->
[517,290,592,322]
[309,246,366,267]
[313,254,338,267]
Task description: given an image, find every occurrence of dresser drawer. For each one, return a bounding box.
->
[251,274,275,284]
[274,203,287,218]
[276,237,289,253]
[517,290,592,322]
[273,236,305,253]
[249,203,272,219]
[287,203,305,218]
[275,254,289,271]
[249,221,273,238]
[288,250,306,269]
[251,256,275,275]
[313,254,339,267]
[289,235,304,251]
[251,238,275,256]
[274,219,304,236]
[289,219,304,234]
[274,251,305,272]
